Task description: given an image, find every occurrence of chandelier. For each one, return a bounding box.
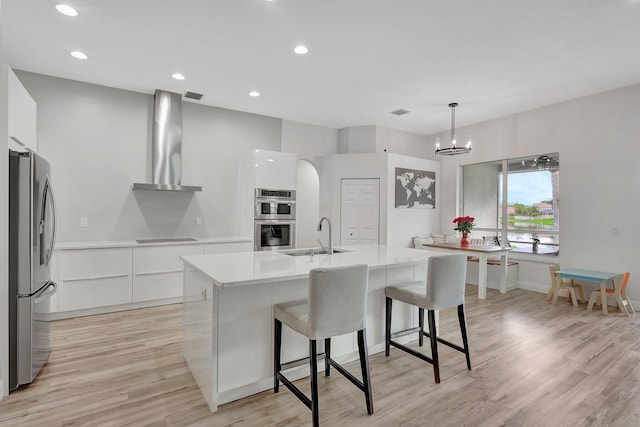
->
[435,102,472,156]
[521,155,557,171]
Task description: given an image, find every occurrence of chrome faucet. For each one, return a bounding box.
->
[317,216,333,255]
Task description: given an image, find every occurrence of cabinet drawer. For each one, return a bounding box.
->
[58,275,132,311]
[133,244,203,274]
[133,271,183,302]
[58,248,132,280]
[203,242,252,255]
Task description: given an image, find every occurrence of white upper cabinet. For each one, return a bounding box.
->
[7,69,37,153]
[254,149,296,190]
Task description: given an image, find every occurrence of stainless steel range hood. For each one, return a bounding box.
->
[133,90,202,192]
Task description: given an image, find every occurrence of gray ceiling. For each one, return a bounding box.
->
[2,0,640,135]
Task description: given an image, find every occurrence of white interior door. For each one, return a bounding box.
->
[340,179,380,245]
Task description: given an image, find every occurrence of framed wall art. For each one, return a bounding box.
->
[395,167,436,209]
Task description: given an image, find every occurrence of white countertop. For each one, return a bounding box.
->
[182,244,442,288]
[55,236,253,250]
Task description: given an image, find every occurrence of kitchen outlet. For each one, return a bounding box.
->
[80,217,89,228]
[611,227,620,236]
[195,216,202,226]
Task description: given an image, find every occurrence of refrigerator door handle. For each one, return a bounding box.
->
[40,179,57,267]
[47,182,57,264]
[34,282,57,305]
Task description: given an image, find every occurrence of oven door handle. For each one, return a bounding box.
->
[255,220,296,225]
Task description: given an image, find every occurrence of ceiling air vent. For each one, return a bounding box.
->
[184,91,203,100]
[391,109,410,116]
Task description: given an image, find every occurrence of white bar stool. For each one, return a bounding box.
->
[385,253,471,383]
[273,264,373,427]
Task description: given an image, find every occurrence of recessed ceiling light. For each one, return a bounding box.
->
[70,50,88,60]
[55,4,78,16]
[171,73,185,80]
[294,45,309,55]
[249,91,260,97]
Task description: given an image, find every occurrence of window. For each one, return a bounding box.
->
[462,153,559,254]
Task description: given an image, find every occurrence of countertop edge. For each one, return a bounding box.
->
[181,245,432,289]
[55,237,253,250]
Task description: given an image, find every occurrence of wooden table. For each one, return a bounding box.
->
[556,269,620,315]
[423,242,511,299]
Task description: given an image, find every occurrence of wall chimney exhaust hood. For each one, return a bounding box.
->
[133,90,202,192]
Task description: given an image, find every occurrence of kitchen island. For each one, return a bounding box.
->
[181,244,443,412]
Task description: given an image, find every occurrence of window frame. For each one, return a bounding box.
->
[460,153,559,253]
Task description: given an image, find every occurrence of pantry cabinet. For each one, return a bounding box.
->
[7,69,37,153]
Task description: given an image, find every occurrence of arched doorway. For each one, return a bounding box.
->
[296,159,320,248]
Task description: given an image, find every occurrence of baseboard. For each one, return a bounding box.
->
[517,282,578,298]
[48,297,183,320]
[517,281,549,294]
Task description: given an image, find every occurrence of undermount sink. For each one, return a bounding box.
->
[279,248,350,256]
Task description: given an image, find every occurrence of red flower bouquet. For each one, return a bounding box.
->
[452,216,475,233]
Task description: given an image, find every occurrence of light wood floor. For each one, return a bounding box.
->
[2,286,639,426]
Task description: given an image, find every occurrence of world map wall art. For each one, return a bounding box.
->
[395,167,436,209]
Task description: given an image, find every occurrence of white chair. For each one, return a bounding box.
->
[385,254,471,383]
[274,264,373,427]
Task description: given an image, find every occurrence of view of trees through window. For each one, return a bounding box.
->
[463,153,559,253]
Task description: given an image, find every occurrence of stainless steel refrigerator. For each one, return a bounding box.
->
[9,150,57,391]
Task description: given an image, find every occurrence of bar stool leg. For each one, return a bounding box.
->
[324,338,331,376]
[385,297,392,357]
[357,329,374,415]
[418,308,424,347]
[427,310,440,384]
[309,340,319,427]
[274,319,282,393]
[458,304,471,370]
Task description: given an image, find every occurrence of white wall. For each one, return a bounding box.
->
[319,153,389,246]
[281,119,339,159]
[337,126,377,154]
[1,64,10,399]
[434,82,640,302]
[337,125,434,160]
[318,152,441,249]
[386,153,441,247]
[16,70,282,243]
[376,127,431,159]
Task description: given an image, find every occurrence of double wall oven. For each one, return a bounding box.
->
[254,188,296,251]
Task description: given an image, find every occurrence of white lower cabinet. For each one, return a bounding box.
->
[54,240,253,317]
[57,247,132,312]
[132,244,203,302]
